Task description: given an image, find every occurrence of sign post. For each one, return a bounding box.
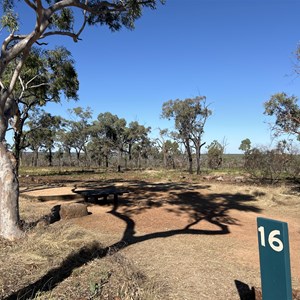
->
[257,217,292,300]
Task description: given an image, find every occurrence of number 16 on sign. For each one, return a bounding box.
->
[257,217,292,300]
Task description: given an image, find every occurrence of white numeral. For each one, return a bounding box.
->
[258,226,284,252]
[268,230,284,252]
[258,226,265,247]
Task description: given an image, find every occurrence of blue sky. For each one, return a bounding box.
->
[21,1,300,152]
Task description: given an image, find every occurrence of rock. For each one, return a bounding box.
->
[60,203,88,220]
[49,205,61,223]
[234,176,245,183]
[216,176,224,181]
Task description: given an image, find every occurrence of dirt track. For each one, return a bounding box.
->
[21,180,300,299]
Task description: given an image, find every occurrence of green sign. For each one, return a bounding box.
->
[257,217,292,300]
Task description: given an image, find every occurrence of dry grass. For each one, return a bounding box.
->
[0,221,166,300]
[1,169,299,299]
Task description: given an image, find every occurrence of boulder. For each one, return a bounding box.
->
[60,203,88,220]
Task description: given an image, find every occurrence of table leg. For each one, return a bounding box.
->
[113,194,118,206]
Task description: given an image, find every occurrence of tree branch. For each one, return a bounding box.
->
[24,0,37,11]
[35,41,48,46]
[49,0,125,14]
[18,75,25,100]
[1,32,15,56]
[9,34,35,40]
[24,75,39,88]
[76,3,88,41]
[29,82,50,89]
[1,31,36,70]
[35,0,45,31]
[7,49,31,97]
[41,30,82,42]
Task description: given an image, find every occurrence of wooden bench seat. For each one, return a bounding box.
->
[73,188,129,205]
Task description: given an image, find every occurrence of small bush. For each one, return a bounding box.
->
[244,145,300,183]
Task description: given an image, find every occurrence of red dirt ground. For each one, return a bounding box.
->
[21,181,300,299]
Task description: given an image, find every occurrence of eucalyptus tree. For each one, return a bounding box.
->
[125,121,151,166]
[63,107,92,166]
[0,0,164,239]
[131,133,152,168]
[114,117,127,171]
[86,137,105,167]
[206,140,224,169]
[155,128,179,168]
[25,109,62,167]
[88,132,113,168]
[57,126,74,166]
[239,138,252,168]
[90,112,116,168]
[264,93,300,140]
[239,138,251,153]
[5,46,78,169]
[93,112,127,171]
[155,128,169,168]
[164,139,180,169]
[162,96,211,174]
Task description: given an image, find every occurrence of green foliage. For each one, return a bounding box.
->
[3,46,79,106]
[162,97,209,136]
[23,109,62,167]
[239,138,251,153]
[50,8,74,31]
[0,0,165,241]
[25,109,62,151]
[162,96,211,174]
[244,142,300,183]
[7,47,78,171]
[46,47,79,100]
[162,96,212,143]
[94,112,126,143]
[89,112,152,169]
[0,0,163,143]
[86,0,164,31]
[206,140,224,169]
[163,140,180,168]
[264,92,300,139]
[59,107,92,164]
[0,8,18,32]
[127,121,151,160]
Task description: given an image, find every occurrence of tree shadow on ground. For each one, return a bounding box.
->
[7,181,262,299]
[5,242,106,300]
[108,183,261,247]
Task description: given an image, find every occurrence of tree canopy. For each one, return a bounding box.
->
[239,138,251,153]
[0,0,165,239]
[264,92,300,140]
[162,96,211,174]
[0,0,164,141]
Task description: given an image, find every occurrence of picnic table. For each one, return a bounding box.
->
[73,187,129,205]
